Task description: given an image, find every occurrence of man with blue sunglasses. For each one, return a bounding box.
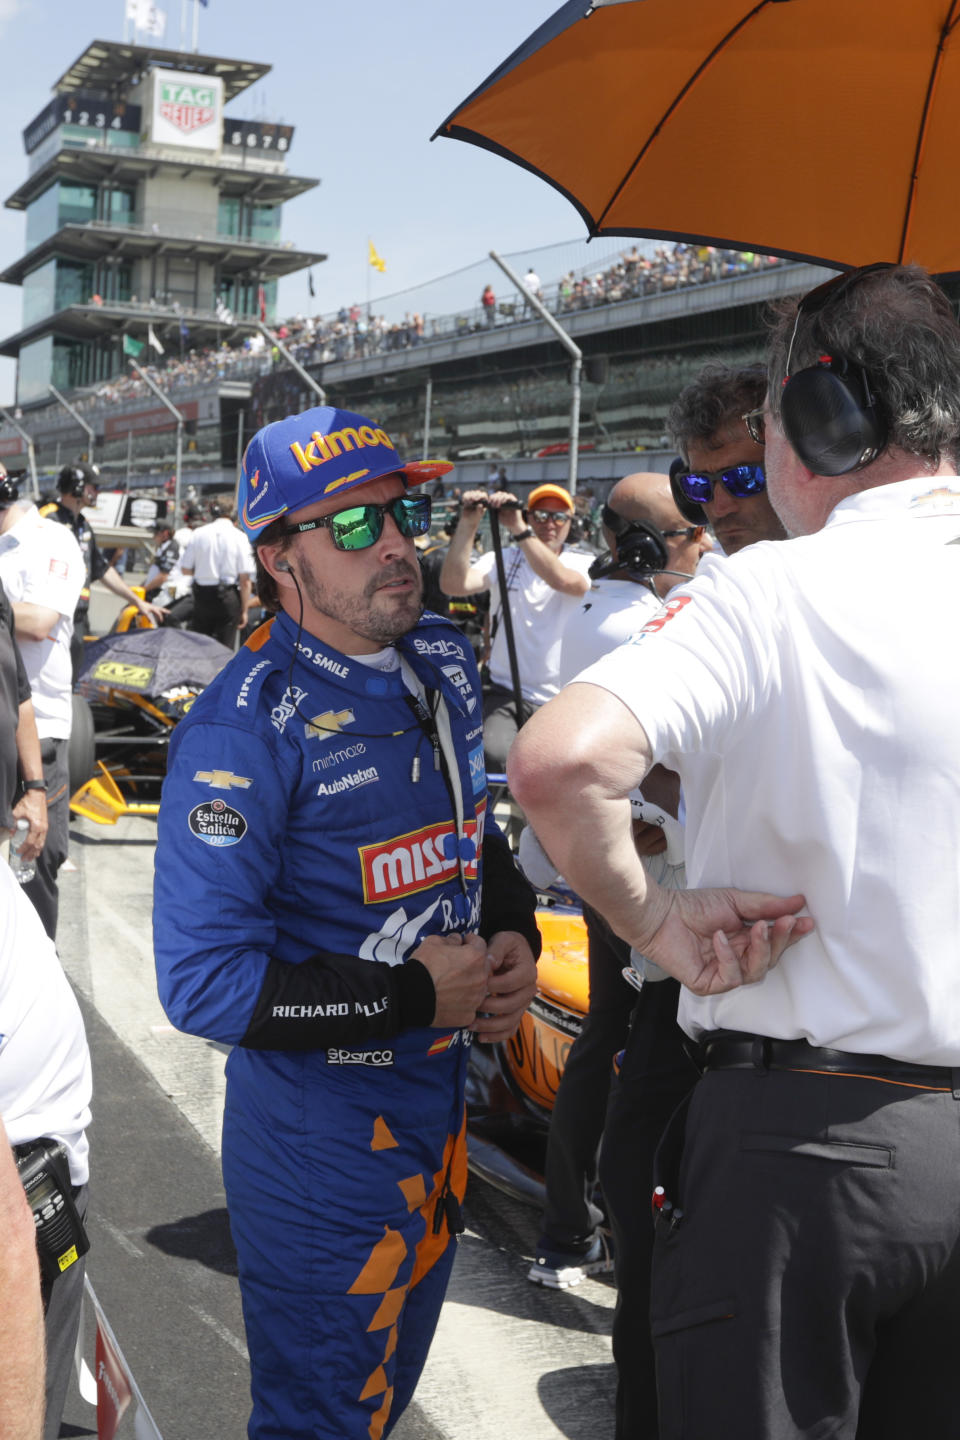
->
[154,405,540,1440]
[668,362,785,554]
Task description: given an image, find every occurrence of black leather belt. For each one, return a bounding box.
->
[699,1030,958,1090]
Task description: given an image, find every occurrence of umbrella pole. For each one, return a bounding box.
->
[488,506,525,734]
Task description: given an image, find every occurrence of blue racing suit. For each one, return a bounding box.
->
[153,609,539,1440]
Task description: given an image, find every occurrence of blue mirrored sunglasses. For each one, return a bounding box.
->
[675,463,766,506]
[280,494,432,551]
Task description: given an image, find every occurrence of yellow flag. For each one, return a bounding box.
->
[368,240,386,273]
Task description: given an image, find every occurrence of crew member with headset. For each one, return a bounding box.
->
[512,263,960,1436]
[179,502,254,650]
[438,483,594,772]
[523,472,710,1291]
[41,462,164,676]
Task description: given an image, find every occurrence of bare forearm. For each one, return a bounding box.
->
[0,1127,45,1440]
[12,603,59,643]
[100,565,143,606]
[508,682,665,943]
[15,700,43,783]
[438,518,482,595]
[513,534,588,595]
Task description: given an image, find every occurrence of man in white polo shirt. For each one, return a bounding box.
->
[439,483,593,771]
[510,263,960,1437]
[180,502,254,649]
[0,484,84,939]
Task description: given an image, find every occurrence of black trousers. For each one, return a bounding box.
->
[597,976,699,1440]
[22,736,70,942]
[481,683,534,775]
[190,583,240,650]
[539,905,636,1248]
[651,1065,960,1439]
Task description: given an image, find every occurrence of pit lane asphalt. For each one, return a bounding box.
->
[54,810,618,1439]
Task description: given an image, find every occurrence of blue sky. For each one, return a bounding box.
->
[0,0,583,402]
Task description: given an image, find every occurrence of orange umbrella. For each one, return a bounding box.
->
[435,0,960,272]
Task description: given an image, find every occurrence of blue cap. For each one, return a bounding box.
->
[238,405,453,541]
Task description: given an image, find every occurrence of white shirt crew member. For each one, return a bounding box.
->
[559,575,663,687]
[474,545,595,705]
[578,477,960,1067]
[0,865,92,1184]
[180,517,255,588]
[0,505,84,739]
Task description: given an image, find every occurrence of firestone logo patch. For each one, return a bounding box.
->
[359,807,485,902]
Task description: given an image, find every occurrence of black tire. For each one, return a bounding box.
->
[69,693,97,794]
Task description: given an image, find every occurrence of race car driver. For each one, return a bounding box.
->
[153,405,540,1440]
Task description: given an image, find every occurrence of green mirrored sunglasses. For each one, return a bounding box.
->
[280,494,432,551]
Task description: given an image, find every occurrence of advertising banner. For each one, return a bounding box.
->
[149,67,223,151]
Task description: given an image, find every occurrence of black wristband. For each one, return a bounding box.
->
[20,780,46,793]
[514,527,535,542]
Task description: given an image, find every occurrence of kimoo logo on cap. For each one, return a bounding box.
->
[237,404,453,541]
[288,423,395,480]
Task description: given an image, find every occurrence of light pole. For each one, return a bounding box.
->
[49,385,95,467]
[489,250,583,495]
[127,360,185,518]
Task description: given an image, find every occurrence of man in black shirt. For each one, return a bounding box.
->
[41,463,164,674]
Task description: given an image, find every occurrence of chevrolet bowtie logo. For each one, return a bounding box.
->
[304,707,355,741]
[193,769,253,790]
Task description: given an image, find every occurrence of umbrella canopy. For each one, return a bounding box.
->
[78,627,233,701]
[436,0,960,272]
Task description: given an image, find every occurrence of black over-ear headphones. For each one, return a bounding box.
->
[590,505,669,579]
[779,262,892,476]
[668,455,706,525]
[0,476,19,505]
[58,463,97,498]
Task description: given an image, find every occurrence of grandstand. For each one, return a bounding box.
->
[12,36,944,503]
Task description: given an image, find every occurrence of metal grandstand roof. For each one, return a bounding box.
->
[51,40,269,102]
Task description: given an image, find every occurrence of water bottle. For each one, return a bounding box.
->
[9,818,36,884]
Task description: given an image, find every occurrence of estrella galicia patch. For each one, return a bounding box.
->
[467,741,486,796]
[188,797,248,847]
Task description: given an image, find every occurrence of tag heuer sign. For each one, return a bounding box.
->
[159,81,215,134]
[150,68,223,152]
